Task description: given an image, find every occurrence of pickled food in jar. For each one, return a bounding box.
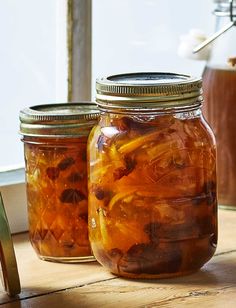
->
[88,113,217,278]
[25,137,92,259]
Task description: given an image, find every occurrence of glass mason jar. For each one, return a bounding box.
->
[20,103,99,263]
[88,72,218,279]
[202,0,236,209]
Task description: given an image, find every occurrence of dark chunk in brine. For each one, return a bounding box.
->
[46,167,60,180]
[119,243,182,275]
[113,156,136,181]
[58,157,75,171]
[60,189,85,204]
[68,172,83,183]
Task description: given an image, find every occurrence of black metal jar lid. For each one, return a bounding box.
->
[19,102,100,138]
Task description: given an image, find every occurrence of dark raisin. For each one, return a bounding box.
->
[92,185,111,202]
[68,172,83,183]
[60,189,85,204]
[79,212,88,222]
[58,157,75,171]
[95,187,106,200]
[144,222,160,243]
[113,156,137,181]
[46,167,60,180]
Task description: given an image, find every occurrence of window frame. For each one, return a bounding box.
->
[68,0,92,102]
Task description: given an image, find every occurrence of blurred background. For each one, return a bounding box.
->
[0,0,214,169]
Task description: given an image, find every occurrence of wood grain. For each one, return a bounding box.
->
[0,209,235,307]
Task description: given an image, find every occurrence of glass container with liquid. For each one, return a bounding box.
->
[203,0,236,209]
[20,103,99,263]
[88,72,217,279]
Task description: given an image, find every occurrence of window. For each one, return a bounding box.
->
[0,0,68,170]
[0,0,69,232]
[1,0,214,233]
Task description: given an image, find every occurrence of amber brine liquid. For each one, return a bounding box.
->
[88,111,217,278]
[24,137,94,262]
[203,66,236,209]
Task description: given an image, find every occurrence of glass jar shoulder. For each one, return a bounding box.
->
[88,111,216,155]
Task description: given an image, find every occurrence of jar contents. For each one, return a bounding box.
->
[203,65,236,208]
[24,137,92,260]
[88,112,217,278]
[20,102,99,262]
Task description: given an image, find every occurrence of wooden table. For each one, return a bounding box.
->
[1,209,236,307]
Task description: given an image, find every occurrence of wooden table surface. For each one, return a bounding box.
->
[0,209,236,308]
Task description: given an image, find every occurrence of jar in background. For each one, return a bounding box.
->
[20,103,99,263]
[88,73,217,278]
[203,0,236,209]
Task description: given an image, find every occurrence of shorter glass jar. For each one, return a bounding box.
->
[20,103,99,263]
[88,73,218,278]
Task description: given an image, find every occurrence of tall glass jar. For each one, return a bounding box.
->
[203,0,236,209]
[20,103,99,263]
[88,72,218,279]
